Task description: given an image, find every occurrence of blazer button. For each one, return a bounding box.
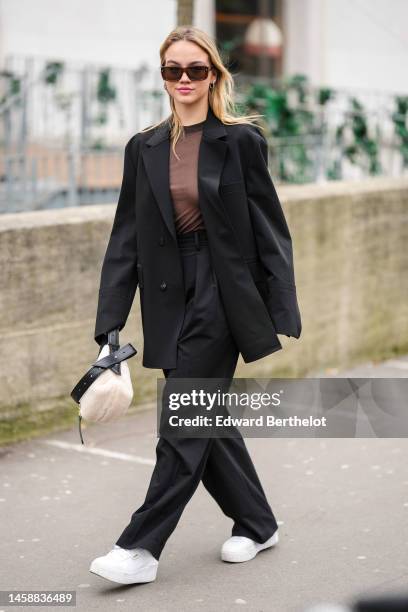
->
[159,236,165,246]
[160,281,167,291]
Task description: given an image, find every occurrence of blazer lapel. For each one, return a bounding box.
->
[141,106,228,244]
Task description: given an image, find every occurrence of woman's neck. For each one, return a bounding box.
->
[173,103,208,128]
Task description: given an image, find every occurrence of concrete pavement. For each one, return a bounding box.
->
[1,355,407,612]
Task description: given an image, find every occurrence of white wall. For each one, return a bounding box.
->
[0,0,177,70]
[284,0,408,94]
[193,0,215,38]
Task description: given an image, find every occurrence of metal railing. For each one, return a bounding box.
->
[1,55,407,213]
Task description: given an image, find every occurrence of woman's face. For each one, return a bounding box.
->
[162,40,216,108]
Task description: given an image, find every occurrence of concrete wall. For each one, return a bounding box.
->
[1,177,408,418]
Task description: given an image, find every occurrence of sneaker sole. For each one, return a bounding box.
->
[89,560,158,584]
[221,530,279,563]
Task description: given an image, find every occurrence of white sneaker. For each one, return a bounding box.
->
[89,545,159,584]
[221,530,279,563]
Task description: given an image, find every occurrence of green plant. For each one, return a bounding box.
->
[241,74,383,183]
[44,61,65,85]
[0,70,21,106]
[97,68,116,103]
[332,97,381,177]
[392,96,408,168]
[243,74,332,183]
[92,68,117,129]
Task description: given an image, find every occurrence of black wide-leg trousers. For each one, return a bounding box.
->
[115,229,279,560]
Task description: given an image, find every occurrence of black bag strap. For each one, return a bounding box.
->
[108,329,121,374]
[70,342,137,404]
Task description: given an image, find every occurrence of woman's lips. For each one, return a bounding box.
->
[177,88,193,92]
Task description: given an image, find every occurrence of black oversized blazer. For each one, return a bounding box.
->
[94,105,302,369]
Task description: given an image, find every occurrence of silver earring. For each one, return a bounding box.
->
[209,82,215,90]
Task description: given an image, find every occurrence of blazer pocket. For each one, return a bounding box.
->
[219,180,246,195]
[245,256,268,283]
[136,263,144,289]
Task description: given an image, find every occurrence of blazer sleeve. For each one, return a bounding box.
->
[94,135,140,347]
[244,126,302,339]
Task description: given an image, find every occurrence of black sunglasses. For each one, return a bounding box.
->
[160,64,214,82]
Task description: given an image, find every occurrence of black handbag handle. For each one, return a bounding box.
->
[108,329,121,374]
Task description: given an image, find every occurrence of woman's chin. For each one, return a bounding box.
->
[175,95,197,105]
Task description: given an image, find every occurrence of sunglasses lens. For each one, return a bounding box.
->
[161,67,182,81]
[187,66,208,80]
[161,65,210,81]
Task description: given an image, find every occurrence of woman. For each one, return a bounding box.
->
[90,25,301,585]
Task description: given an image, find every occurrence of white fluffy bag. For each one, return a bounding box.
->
[79,343,134,423]
[70,332,138,444]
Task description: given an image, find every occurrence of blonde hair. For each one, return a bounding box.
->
[141,25,266,159]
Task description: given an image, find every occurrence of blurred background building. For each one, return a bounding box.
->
[1,0,407,212]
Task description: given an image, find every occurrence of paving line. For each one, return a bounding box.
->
[41,439,155,465]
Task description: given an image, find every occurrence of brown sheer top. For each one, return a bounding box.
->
[169,120,206,234]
